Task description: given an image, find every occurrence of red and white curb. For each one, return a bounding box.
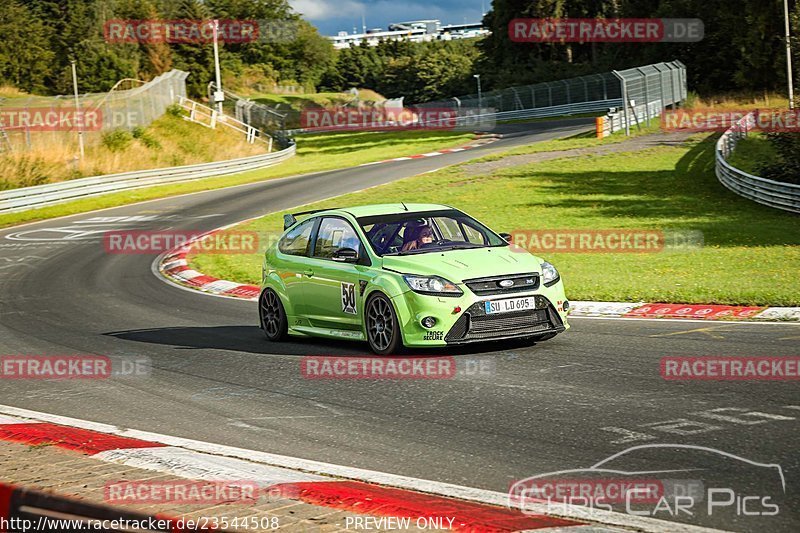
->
[359,134,501,167]
[568,301,800,322]
[157,219,263,301]
[0,405,723,533]
[158,242,800,323]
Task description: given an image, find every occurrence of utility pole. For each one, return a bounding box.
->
[784,0,795,109]
[212,19,224,115]
[71,59,84,160]
[473,74,482,110]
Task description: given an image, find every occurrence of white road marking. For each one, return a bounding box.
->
[94,446,327,485]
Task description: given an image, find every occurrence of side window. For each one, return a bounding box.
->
[278,219,315,256]
[366,223,400,254]
[314,217,362,259]
[463,223,486,244]
[434,217,466,242]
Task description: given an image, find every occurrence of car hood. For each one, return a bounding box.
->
[381,245,543,283]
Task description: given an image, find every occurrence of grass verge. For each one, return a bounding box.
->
[0,129,474,228]
[726,133,776,175]
[475,122,663,162]
[190,131,800,306]
[0,113,266,190]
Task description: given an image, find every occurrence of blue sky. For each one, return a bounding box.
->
[288,0,487,36]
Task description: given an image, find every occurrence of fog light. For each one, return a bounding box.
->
[421,316,437,328]
[563,300,570,312]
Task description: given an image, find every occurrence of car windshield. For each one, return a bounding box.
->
[357,209,507,256]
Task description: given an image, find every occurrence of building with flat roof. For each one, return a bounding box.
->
[330,19,488,49]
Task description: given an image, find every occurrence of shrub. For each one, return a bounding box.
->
[757,132,800,185]
[132,126,161,150]
[166,104,184,117]
[101,129,133,152]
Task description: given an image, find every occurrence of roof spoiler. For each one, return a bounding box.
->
[283,208,341,230]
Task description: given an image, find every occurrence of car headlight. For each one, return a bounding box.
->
[403,275,463,297]
[541,261,560,287]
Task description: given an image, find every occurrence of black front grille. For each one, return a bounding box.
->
[464,273,540,296]
[445,296,563,343]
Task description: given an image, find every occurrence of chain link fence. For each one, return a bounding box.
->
[411,60,686,133]
[207,82,292,148]
[613,61,686,134]
[0,70,188,153]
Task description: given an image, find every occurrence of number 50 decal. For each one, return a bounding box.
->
[341,282,357,314]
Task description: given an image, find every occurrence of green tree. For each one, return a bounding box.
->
[0,0,54,93]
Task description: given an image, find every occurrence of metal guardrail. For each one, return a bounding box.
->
[285,61,686,136]
[0,143,296,214]
[715,112,800,214]
[461,98,623,124]
[597,100,663,137]
[284,99,623,135]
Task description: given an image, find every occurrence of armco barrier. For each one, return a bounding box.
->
[596,100,663,137]
[0,481,224,531]
[0,143,296,214]
[285,99,622,135]
[715,112,800,214]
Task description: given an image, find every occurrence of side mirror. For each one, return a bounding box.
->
[499,232,513,243]
[332,247,359,263]
[283,214,297,230]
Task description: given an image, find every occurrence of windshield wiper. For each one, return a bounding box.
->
[386,243,483,256]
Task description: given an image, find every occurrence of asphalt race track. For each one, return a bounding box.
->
[1,118,798,532]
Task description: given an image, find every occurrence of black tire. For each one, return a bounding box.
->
[365,292,403,355]
[259,289,288,341]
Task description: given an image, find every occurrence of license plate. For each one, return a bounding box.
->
[484,296,537,314]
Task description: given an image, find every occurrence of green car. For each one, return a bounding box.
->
[259,204,569,354]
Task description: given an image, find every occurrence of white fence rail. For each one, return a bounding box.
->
[0,144,296,214]
[715,112,800,214]
[178,96,273,150]
[597,100,663,137]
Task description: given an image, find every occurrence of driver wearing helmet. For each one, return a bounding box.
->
[401,225,434,251]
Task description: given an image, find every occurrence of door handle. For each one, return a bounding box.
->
[303,269,314,277]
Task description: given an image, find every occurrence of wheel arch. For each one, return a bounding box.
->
[363,288,408,348]
[261,272,298,318]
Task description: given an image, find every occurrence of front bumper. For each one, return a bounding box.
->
[443,296,565,344]
[391,281,569,347]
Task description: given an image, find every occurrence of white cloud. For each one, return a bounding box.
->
[289,0,483,34]
[289,0,365,20]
